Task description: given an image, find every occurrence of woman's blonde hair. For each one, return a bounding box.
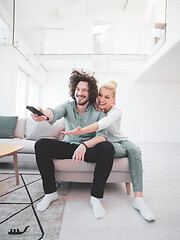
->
[100,80,117,97]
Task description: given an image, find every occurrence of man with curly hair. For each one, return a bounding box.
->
[32,70,115,219]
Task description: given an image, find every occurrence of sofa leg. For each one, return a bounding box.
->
[125,182,131,195]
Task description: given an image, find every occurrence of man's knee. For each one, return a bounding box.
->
[35,138,50,152]
[98,141,115,156]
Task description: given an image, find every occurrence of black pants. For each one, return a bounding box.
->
[35,139,115,198]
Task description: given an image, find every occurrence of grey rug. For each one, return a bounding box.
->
[0,173,69,240]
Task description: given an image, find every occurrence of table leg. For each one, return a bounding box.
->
[13,152,19,185]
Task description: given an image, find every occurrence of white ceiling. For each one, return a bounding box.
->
[0,0,167,74]
[15,0,144,27]
[14,0,165,28]
[14,0,155,73]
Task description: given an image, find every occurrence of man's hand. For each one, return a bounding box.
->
[62,126,82,136]
[31,108,54,122]
[72,144,87,163]
[31,108,47,122]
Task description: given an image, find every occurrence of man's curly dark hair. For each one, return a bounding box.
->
[69,70,98,104]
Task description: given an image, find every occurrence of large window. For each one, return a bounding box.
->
[0,0,13,46]
[0,15,12,45]
[16,68,40,117]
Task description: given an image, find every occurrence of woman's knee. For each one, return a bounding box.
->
[113,143,127,158]
[123,141,141,156]
[130,145,141,156]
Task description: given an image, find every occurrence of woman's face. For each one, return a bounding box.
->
[98,87,115,112]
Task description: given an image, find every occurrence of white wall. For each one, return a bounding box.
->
[0,46,17,115]
[166,0,180,47]
[44,17,153,55]
[44,20,93,54]
[41,72,71,109]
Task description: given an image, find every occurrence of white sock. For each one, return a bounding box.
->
[90,196,106,220]
[133,197,155,221]
[37,192,58,212]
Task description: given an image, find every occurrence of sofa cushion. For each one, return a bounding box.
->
[54,157,130,172]
[25,118,38,138]
[14,118,26,139]
[25,118,65,141]
[0,139,17,144]
[8,138,35,153]
[0,116,18,139]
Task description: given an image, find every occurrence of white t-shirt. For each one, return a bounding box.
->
[97,106,127,142]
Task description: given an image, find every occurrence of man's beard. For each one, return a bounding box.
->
[75,95,89,106]
[76,98,89,106]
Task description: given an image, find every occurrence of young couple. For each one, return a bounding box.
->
[32,70,155,221]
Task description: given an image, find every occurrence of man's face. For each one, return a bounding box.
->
[74,81,89,106]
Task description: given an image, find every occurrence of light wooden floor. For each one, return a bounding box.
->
[58,143,180,240]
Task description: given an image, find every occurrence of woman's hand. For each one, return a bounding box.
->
[94,101,104,112]
[62,126,83,136]
[72,144,86,163]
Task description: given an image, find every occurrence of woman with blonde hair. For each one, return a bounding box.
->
[63,81,155,221]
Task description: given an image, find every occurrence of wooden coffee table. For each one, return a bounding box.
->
[0,145,24,185]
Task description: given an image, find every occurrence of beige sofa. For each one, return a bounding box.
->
[0,118,131,194]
